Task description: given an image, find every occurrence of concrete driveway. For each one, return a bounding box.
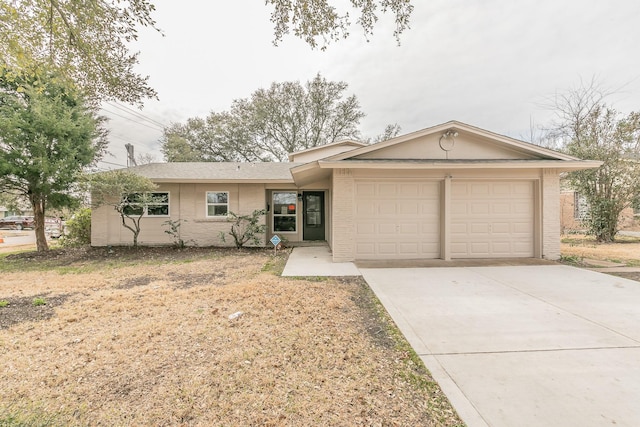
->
[362,265,640,427]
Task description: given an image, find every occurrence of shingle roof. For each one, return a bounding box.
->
[124,162,301,182]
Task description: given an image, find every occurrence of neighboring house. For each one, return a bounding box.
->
[560,188,640,233]
[91,121,601,261]
[0,205,33,218]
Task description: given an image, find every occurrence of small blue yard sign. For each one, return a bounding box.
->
[270,235,281,254]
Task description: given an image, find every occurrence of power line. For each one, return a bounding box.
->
[101,107,165,132]
[109,134,151,145]
[98,160,128,168]
[105,101,168,129]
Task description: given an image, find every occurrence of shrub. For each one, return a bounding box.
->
[162,219,188,248]
[60,208,91,247]
[219,209,266,248]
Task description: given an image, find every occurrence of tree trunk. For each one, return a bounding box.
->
[30,193,49,252]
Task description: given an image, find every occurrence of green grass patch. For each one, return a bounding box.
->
[32,297,46,307]
[559,254,582,265]
[0,300,9,308]
[0,404,77,427]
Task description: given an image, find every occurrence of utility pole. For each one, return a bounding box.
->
[125,144,137,167]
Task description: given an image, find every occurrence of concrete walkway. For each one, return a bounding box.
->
[362,266,640,427]
[281,246,360,276]
[282,247,640,426]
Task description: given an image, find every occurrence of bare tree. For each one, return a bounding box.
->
[545,79,640,242]
[162,74,365,162]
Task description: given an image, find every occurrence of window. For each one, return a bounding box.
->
[206,191,229,217]
[123,192,169,216]
[273,191,297,232]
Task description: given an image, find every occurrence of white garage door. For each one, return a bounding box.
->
[451,181,534,258]
[354,180,440,259]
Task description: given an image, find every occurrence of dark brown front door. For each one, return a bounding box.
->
[303,191,325,241]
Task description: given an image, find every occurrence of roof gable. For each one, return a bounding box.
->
[327,121,578,162]
[288,140,367,162]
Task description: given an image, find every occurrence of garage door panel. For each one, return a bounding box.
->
[399,242,419,254]
[379,244,397,254]
[492,203,511,214]
[471,223,490,234]
[356,200,375,215]
[356,243,375,255]
[398,184,419,197]
[378,184,397,196]
[399,201,419,215]
[451,200,468,213]
[452,181,534,258]
[471,242,490,254]
[513,222,531,233]
[400,223,419,234]
[355,180,440,259]
[492,223,510,233]
[470,184,490,195]
[356,223,375,235]
[379,204,397,215]
[471,203,490,214]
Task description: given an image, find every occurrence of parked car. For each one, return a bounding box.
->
[0,215,35,230]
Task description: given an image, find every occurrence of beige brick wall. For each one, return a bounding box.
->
[560,191,640,232]
[90,203,110,246]
[542,169,561,260]
[91,183,268,247]
[331,169,355,262]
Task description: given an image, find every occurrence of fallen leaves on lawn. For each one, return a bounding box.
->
[0,248,463,426]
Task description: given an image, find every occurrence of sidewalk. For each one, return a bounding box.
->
[582,258,640,273]
[281,246,360,276]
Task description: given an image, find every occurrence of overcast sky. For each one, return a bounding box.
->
[98,0,640,169]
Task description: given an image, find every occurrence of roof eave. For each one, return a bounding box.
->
[322,120,580,162]
[317,160,603,171]
[147,178,295,184]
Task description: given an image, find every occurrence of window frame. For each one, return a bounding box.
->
[122,191,170,217]
[206,191,230,218]
[272,191,297,233]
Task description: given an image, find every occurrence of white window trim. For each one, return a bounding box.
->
[272,191,297,233]
[206,191,230,218]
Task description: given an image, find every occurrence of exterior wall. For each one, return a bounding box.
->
[541,169,561,260]
[356,134,539,161]
[91,179,333,247]
[331,169,355,262]
[560,191,640,232]
[91,183,268,247]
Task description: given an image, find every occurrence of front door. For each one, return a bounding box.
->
[303,191,325,241]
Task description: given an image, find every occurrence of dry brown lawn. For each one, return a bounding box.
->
[561,234,640,265]
[0,247,463,426]
[561,234,640,282]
